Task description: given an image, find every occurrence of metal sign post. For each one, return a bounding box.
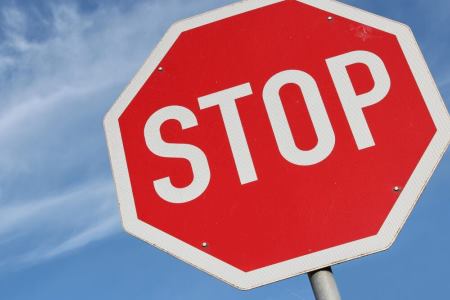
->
[308,267,341,300]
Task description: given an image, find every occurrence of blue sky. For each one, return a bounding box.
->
[0,0,448,299]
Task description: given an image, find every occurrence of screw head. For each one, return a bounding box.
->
[157,66,163,71]
[327,16,333,21]
[201,242,208,248]
[393,186,401,192]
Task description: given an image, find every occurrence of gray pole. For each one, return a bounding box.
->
[308,267,342,300]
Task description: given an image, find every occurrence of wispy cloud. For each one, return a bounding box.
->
[438,77,450,89]
[0,0,235,271]
[0,180,119,269]
[0,1,141,269]
[0,0,228,270]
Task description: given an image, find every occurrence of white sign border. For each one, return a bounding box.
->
[104,0,450,290]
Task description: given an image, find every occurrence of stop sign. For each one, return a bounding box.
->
[105,0,450,289]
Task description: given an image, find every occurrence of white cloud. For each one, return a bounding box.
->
[2,6,26,30]
[438,76,450,89]
[0,179,120,268]
[18,214,119,265]
[0,180,115,236]
[0,0,234,270]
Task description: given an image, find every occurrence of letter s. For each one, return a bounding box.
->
[144,106,210,203]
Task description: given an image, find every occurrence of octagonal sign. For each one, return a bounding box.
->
[104,0,450,289]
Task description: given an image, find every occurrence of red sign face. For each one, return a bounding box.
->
[105,0,450,289]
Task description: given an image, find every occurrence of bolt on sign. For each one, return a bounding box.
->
[104,0,450,289]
